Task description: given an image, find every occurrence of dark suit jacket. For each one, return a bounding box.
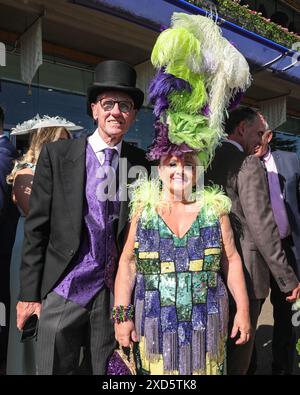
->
[19,137,150,302]
[0,136,19,261]
[205,141,298,300]
[272,150,300,279]
[0,136,19,354]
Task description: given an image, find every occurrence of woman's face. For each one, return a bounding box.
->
[158,154,199,200]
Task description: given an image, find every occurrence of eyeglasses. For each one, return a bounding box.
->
[98,99,134,113]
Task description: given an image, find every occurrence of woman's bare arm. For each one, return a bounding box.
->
[114,215,139,347]
[220,214,250,345]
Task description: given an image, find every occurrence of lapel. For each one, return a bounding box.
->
[272,151,286,195]
[272,151,281,171]
[61,138,87,237]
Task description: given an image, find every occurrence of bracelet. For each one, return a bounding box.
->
[112,304,134,324]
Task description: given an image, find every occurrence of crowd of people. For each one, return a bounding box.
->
[0,12,299,375]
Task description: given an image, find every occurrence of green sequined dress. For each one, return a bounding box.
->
[133,200,229,375]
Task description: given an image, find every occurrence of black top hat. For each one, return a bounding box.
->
[87,60,144,116]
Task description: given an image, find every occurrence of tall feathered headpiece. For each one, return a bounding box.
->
[147,12,252,168]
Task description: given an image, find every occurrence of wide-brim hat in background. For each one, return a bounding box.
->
[11,115,83,135]
[87,60,144,116]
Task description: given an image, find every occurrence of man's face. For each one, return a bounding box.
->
[254,130,273,158]
[239,114,267,155]
[91,90,137,143]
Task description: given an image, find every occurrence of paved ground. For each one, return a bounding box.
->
[255,294,273,375]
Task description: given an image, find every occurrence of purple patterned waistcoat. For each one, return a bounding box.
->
[54,143,120,306]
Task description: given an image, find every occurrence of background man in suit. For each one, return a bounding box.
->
[0,106,19,374]
[16,60,150,374]
[205,107,300,375]
[255,128,300,375]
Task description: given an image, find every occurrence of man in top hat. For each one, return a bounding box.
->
[16,60,150,374]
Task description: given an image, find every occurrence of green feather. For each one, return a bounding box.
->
[168,91,191,113]
[166,111,220,169]
[168,77,207,114]
[128,176,164,226]
[202,186,232,221]
[167,112,215,147]
[151,27,202,71]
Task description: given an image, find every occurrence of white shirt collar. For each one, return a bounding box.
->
[88,128,122,156]
[223,138,244,152]
[262,147,272,163]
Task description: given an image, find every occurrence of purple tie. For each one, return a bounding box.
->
[100,148,117,196]
[262,155,290,239]
[103,148,117,174]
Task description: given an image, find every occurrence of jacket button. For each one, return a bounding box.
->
[69,249,75,256]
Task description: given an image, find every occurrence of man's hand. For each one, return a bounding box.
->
[16,301,42,331]
[286,283,300,302]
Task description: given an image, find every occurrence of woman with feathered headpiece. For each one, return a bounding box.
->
[112,13,250,375]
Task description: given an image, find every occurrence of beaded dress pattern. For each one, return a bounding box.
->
[133,187,229,375]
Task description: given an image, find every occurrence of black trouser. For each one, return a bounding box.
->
[37,289,116,375]
[270,276,294,374]
[0,208,19,370]
[0,253,11,369]
[248,236,300,375]
[270,236,298,375]
[227,299,264,375]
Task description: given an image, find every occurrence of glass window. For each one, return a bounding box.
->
[0,79,155,152]
[271,131,300,157]
[0,80,93,132]
[127,106,155,150]
[272,116,300,157]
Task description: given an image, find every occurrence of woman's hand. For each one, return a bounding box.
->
[115,321,138,347]
[230,309,251,345]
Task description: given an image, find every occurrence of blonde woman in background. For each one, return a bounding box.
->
[6,116,81,375]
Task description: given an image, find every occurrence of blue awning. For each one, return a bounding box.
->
[72,0,300,85]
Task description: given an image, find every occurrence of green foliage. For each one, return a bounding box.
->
[188,0,300,49]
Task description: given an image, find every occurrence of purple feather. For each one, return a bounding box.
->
[153,96,169,118]
[148,70,192,117]
[147,121,195,161]
[228,89,244,111]
[159,24,168,32]
[201,103,210,116]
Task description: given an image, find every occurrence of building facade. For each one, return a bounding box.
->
[0,0,300,153]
